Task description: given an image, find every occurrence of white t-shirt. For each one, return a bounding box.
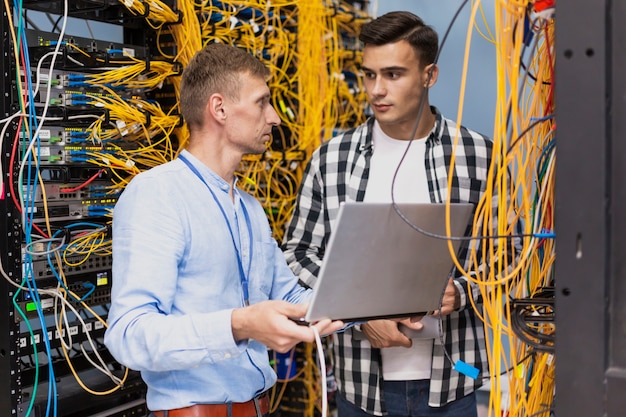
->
[364,121,434,381]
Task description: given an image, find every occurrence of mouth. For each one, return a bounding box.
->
[372,103,391,111]
[262,133,273,144]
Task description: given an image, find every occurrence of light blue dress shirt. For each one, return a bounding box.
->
[104,150,310,411]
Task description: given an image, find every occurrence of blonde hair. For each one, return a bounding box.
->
[180,43,269,130]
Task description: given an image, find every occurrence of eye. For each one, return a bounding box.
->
[362,71,376,79]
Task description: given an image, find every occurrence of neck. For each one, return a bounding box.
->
[412,106,436,139]
[186,141,238,187]
[377,107,436,140]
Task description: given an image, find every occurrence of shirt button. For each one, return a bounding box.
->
[224,353,231,359]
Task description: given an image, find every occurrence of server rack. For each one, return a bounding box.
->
[1,2,370,416]
[554,0,626,416]
[1,2,166,416]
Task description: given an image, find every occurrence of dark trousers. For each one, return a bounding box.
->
[335,380,478,417]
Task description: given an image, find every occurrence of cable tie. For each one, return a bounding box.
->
[140,0,150,18]
[174,10,183,24]
[173,62,183,75]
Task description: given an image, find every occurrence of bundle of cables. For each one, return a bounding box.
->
[511,286,555,352]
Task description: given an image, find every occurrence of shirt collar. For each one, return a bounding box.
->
[179,149,234,194]
[429,106,444,144]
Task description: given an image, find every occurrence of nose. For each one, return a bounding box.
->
[267,106,281,126]
[368,76,386,98]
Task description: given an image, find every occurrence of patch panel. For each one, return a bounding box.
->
[28,200,114,222]
[29,253,112,280]
[21,126,120,147]
[28,40,149,70]
[25,76,146,107]
[16,278,112,321]
[18,318,107,349]
[21,180,117,203]
[21,144,120,164]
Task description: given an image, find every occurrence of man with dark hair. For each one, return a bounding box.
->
[104,43,343,417]
[283,11,518,417]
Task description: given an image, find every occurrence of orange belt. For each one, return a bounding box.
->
[151,392,269,417]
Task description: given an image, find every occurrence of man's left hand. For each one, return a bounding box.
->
[432,277,460,316]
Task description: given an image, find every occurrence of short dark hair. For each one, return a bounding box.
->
[180,43,270,129]
[359,11,439,68]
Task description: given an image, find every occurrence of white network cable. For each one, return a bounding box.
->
[49,286,124,386]
[312,326,328,417]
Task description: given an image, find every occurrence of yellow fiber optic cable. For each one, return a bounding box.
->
[420,1,557,416]
[117,0,180,29]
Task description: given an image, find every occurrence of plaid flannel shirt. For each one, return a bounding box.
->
[282,106,517,413]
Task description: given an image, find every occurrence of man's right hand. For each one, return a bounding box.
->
[231,300,344,353]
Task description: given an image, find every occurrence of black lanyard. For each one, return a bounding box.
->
[179,154,253,305]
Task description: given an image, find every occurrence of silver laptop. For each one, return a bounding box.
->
[304,202,474,323]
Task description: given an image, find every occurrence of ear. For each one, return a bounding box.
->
[423,63,439,88]
[207,93,227,124]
